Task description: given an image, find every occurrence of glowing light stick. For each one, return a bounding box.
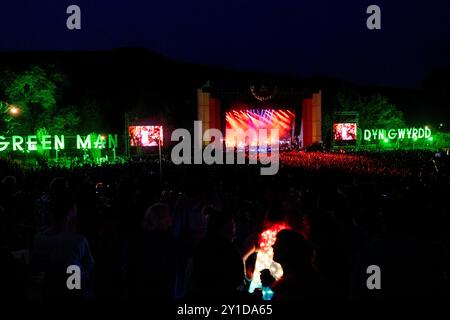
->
[249,223,289,294]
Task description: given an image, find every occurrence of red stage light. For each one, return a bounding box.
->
[225,109,295,147]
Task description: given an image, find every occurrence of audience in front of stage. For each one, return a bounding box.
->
[270,229,323,300]
[31,189,95,300]
[0,150,448,301]
[187,208,245,300]
[126,203,176,300]
[34,177,69,233]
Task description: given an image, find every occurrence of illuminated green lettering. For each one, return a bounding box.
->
[387,129,397,139]
[371,129,378,140]
[94,135,106,149]
[108,134,118,148]
[0,136,9,151]
[12,136,24,151]
[418,128,425,139]
[27,135,38,151]
[406,128,413,139]
[363,127,433,142]
[77,135,91,149]
[54,135,65,150]
[41,135,52,150]
[364,130,371,140]
[0,133,118,151]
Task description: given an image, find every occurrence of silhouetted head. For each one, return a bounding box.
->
[49,191,77,229]
[273,230,315,275]
[143,202,172,232]
[1,175,17,196]
[264,204,286,228]
[204,207,235,241]
[49,177,68,197]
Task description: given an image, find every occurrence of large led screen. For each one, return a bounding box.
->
[129,126,163,147]
[333,123,357,141]
[225,109,295,147]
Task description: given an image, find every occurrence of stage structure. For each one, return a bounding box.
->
[225,109,295,148]
[197,80,322,149]
[300,92,322,148]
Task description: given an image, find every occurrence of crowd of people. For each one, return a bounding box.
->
[0,150,449,300]
[279,150,442,176]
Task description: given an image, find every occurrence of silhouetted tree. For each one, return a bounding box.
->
[338,92,406,129]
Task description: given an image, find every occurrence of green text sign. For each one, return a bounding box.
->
[0,134,118,152]
[363,127,431,141]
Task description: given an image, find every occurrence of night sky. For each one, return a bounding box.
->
[1,0,449,88]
